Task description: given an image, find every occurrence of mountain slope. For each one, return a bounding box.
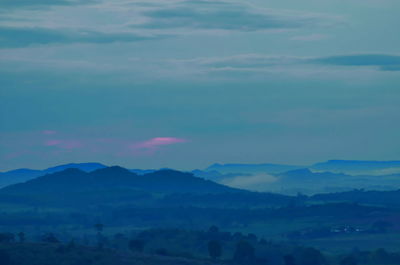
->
[277,168,349,182]
[311,160,400,174]
[205,163,302,174]
[0,166,239,195]
[311,189,400,207]
[0,162,107,188]
[0,168,43,188]
[44,162,107,173]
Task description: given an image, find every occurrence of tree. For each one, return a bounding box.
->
[284,255,296,265]
[94,223,104,233]
[208,240,222,259]
[155,248,168,256]
[247,233,257,242]
[129,239,145,253]
[94,223,104,249]
[17,232,25,243]
[208,225,219,234]
[41,233,59,243]
[370,248,391,264]
[371,220,392,233]
[298,248,326,265]
[0,250,11,265]
[340,256,357,265]
[233,240,255,265]
[0,233,15,243]
[208,225,219,239]
[66,240,76,251]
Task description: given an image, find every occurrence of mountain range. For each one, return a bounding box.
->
[0,166,297,209]
[311,160,400,174]
[2,164,400,209]
[0,162,107,188]
[1,160,400,195]
[1,166,236,195]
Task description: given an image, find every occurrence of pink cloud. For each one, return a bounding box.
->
[44,139,82,150]
[131,137,188,151]
[4,150,30,160]
[45,140,62,146]
[42,130,57,135]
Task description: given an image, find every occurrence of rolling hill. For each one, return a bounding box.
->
[0,162,107,188]
[0,166,238,195]
[311,160,400,175]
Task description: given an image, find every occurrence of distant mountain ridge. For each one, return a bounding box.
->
[1,166,239,195]
[205,160,400,175]
[2,160,400,194]
[205,163,302,174]
[311,160,400,174]
[3,164,400,209]
[277,168,349,181]
[202,161,400,195]
[44,162,107,173]
[0,162,107,188]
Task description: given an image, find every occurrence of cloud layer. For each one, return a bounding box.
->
[0,26,165,48]
[0,0,399,170]
[0,0,86,9]
[0,0,341,49]
[131,137,188,150]
[138,0,337,32]
[181,53,400,73]
[311,54,400,71]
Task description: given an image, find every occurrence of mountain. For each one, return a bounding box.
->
[44,162,107,173]
[130,169,156,175]
[191,169,251,182]
[311,189,400,207]
[311,160,400,175]
[212,167,400,195]
[0,166,239,195]
[272,168,400,195]
[0,166,299,209]
[0,162,107,188]
[277,168,349,182]
[0,168,43,188]
[205,163,302,174]
[213,168,353,195]
[268,168,355,195]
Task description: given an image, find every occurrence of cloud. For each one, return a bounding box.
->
[186,54,303,68]
[177,53,400,74]
[42,130,57,135]
[44,139,82,149]
[310,54,400,71]
[132,137,188,150]
[291,34,330,41]
[381,65,400,71]
[220,173,277,192]
[136,0,338,32]
[0,26,167,48]
[0,0,90,9]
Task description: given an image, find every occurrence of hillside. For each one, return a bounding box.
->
[0,163,107,188]
[205,163,302,174]
[0,166,238,195]
[311,189,400,207]
[311,160,400,174]
[0,242,219,265]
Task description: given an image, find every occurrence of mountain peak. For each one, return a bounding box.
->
[45,162,107,173]
[91,166,133,175]
[58,168,86,174]
[0,165,237,195]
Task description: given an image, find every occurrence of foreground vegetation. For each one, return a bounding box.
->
[1,167,400,264]
[1,226,400,265]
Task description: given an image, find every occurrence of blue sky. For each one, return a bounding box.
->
[0,0,399,170]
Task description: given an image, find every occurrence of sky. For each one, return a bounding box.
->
[0,0,399,171]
